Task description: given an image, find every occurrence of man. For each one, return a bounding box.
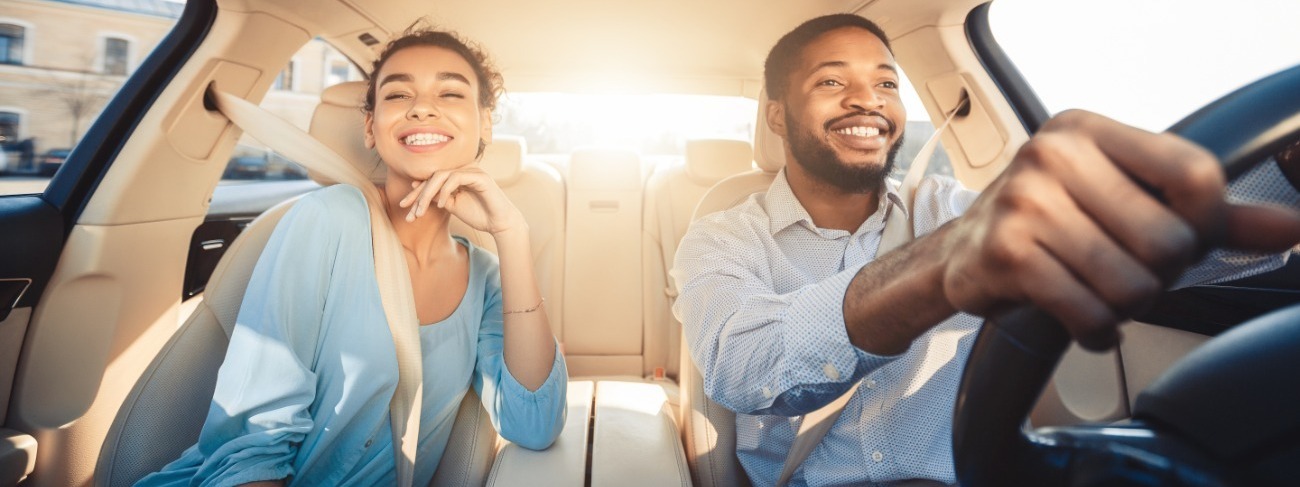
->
[673,14,1300,487]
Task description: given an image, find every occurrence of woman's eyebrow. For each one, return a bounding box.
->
[379,73,413,88]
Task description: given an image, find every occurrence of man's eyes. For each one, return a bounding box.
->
[817,79,844,87]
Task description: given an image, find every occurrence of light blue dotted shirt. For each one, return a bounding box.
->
[137,184,567,487]
[673,163,1296,487]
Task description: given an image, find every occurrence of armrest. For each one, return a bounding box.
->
[1,428,37,485]
[591,381,691,486]
[487,381,593,487]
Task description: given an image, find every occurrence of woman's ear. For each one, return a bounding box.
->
[479,109,493,145]
[363,112,376,149]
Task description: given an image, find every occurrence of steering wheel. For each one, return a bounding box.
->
[952,64,1300,487]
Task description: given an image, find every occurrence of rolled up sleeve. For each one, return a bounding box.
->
[473,269,568,451]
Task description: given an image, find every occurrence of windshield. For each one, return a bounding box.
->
[990,0,1300,132]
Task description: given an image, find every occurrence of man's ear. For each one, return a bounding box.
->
[363,112,376,149]
[766,99,787,138]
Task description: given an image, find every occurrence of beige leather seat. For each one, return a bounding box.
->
[94,82,553,486]
[677,91,786,487]
[642,139,753,387]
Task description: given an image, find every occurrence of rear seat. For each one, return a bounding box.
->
[562,148,645,377]
[642,139,753,386]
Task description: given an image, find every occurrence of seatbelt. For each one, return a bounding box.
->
[208,86,424,487]
[776,93,970,487]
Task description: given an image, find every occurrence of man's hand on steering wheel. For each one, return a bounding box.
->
[938,109,1300,351]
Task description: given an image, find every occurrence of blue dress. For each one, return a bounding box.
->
[137,184,568,487]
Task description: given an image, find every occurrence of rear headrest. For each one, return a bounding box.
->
[309,81,384,185]
[480,135,525,186]
[753,88,786,173]
[684,139,754,186]
[568,148,642,191]
[308,81,525,186]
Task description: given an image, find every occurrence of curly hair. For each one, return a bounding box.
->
[364,22,505,114]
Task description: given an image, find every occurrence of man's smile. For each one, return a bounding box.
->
[825,113,893,152]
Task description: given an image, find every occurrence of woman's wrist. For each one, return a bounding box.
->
[492,222,531,247]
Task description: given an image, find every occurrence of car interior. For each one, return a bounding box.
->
[0,0,1297,486]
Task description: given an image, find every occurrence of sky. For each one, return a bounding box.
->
[986,0,1300,132]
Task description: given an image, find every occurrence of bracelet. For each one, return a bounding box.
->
[503,297,545,315]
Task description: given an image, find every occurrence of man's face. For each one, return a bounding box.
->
[769,27,906,193]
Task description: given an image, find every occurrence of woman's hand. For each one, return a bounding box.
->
[399,167,526,236]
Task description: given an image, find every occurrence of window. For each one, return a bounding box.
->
[324,55,360,87]
[0,9,178,196]
[272,61,295,91]
[104,37,130,76]
[0,23,23,65]
[0,111,19,145]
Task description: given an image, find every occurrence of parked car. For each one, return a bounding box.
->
[221,145,308,180]
[0,1,1296,486]
[37,148,70,177]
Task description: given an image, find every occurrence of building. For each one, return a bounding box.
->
[0,0,360,173]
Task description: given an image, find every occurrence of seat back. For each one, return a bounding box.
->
[96,82,500,486]
[678,91,786,487]
[642,139,753,383]
[562,148,646,377]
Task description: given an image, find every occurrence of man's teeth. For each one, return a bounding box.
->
[404,133,449,146]
[833,126,882,137]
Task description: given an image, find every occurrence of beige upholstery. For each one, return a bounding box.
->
[563,148,646,377]
[96,198,296,487]
[590,381,691,486]
[678,91,786,487]
[449,136,568,338]
[310,82,386,185]
[643,139,753,383]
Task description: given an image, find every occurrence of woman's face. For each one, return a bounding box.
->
[365,45,492,181]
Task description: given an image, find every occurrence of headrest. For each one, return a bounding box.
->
[568,148,642,191]
[684,139,754,186]
[479,135,525,186]
[309,81,385,185]
[753,88,786,173]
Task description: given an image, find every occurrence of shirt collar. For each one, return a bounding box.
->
[764,168,909,237]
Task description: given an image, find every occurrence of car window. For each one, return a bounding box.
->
[0,0,182,196]
[990,0,1300,133]
[495,66,951,178]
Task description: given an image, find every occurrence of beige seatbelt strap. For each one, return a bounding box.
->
[775,94,969,487]
[209,86,424,487]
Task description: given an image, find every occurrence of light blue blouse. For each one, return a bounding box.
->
[137,184,567,487]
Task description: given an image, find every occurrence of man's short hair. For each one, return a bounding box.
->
[763,14,893,101]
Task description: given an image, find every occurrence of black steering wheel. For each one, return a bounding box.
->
[952,64,1300,487]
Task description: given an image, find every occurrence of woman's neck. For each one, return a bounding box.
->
[380,179,459,268]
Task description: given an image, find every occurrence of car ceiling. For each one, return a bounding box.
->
[221,0,980,96]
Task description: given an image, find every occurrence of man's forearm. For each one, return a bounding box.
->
[843,223,957,355]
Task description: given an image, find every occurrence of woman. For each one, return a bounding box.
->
[138,26,567,486]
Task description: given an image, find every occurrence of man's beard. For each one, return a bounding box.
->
[785,110,905,194]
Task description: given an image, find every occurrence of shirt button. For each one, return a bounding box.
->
[822,363,840,380]
[761,386,773,398]
[871,450,883,462]
[866,379,877,389]
[365,439,373,448]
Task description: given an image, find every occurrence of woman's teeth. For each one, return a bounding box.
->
[833,126,881,137]
[404,133,449,146]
